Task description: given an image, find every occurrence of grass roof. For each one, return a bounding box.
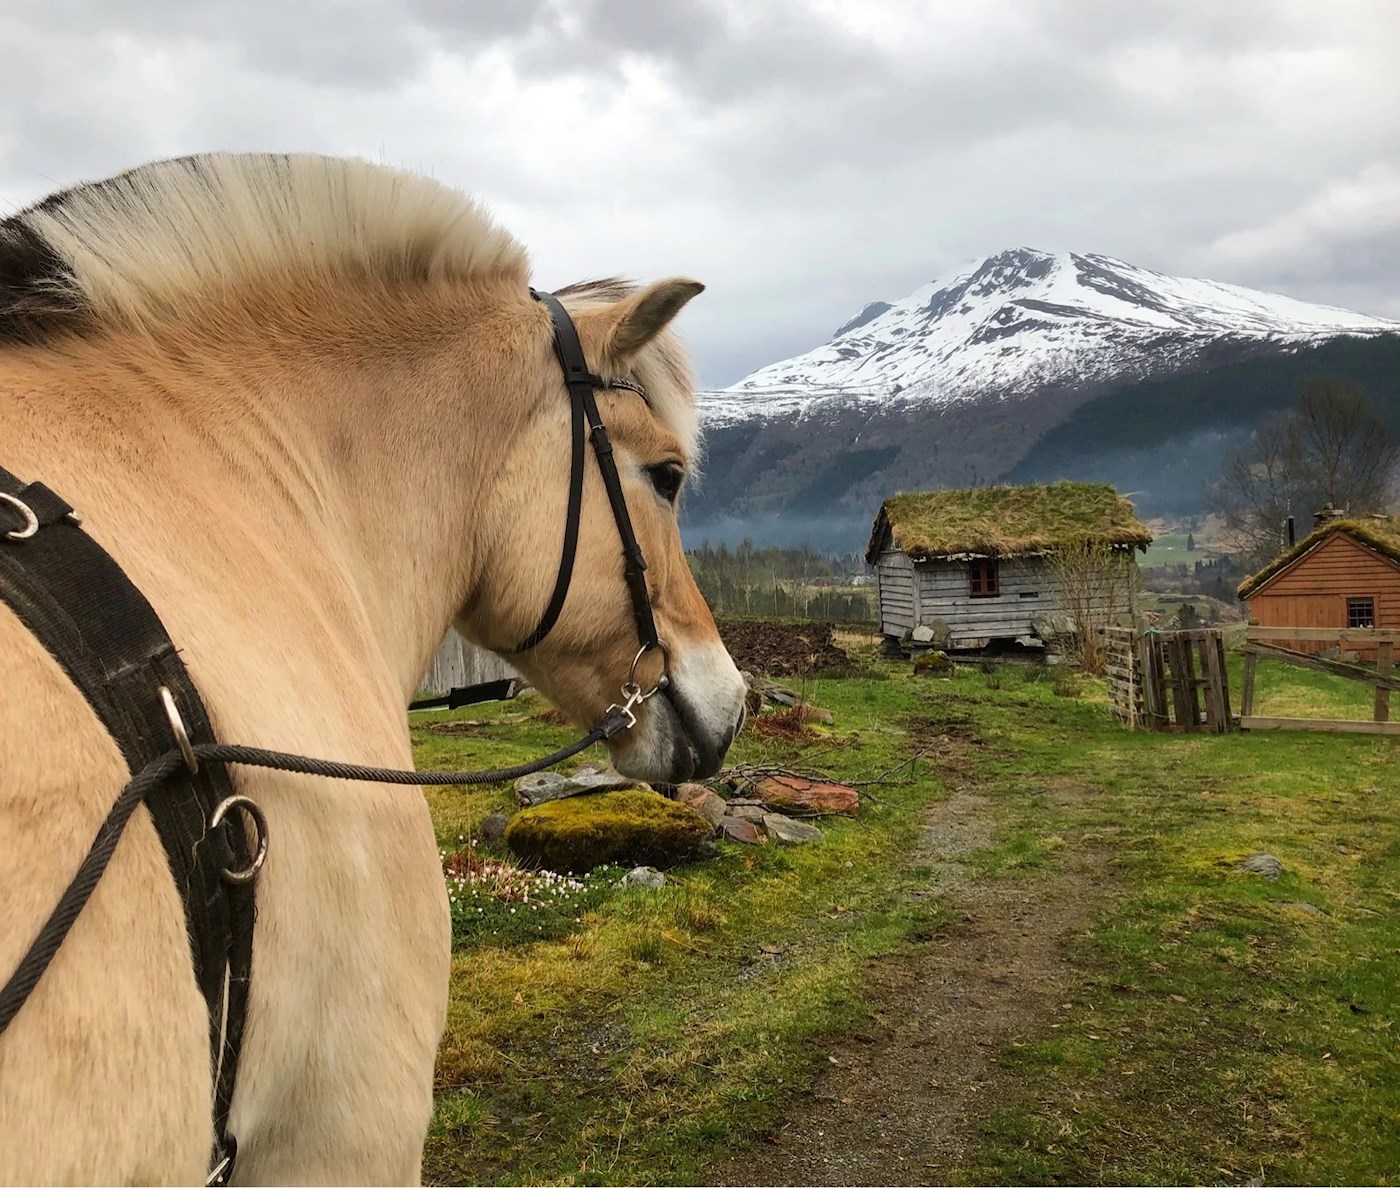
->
[1237,516,1400,599]
[866,481,1152,563]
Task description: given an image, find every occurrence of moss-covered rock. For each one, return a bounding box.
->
[503,790,713,873]
[913,649,956,677]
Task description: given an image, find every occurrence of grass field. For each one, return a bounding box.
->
[412,640,1399,1185]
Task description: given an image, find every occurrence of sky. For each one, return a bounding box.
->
[3,0,1397,388]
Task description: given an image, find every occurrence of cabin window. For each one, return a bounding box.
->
[1347,597,1375,628]
[968,560,1000,598]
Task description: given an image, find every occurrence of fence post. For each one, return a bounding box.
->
[1377,641,1394,724]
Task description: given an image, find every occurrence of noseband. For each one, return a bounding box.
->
[507,289,669,718]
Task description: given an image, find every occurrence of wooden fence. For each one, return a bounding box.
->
[1240,627,1400,736]
[1102,627,1232,733]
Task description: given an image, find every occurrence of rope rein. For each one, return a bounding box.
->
[0,707,631,1039]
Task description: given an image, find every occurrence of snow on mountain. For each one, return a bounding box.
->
[701,248,1400,426]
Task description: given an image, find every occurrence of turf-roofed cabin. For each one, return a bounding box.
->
[865,482,1152,654]
[1238,511,1400,660]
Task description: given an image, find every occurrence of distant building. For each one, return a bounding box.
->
[1237,512,1400,657]
[865,481,1152,653]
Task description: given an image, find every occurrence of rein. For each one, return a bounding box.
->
[0,287,666,1185]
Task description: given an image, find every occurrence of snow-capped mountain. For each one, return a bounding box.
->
[702,248,1400,426]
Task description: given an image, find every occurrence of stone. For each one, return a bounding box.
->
[914,650,955,677]
[728,804,767,822]
[752,773,859,817]
[620,866,667,889]
[740,672,764,718]
[762,813,824,845]
[478,812,509,847]
[1279,900,1326,915]
[674,783,727,828]
[504,790,712,872]
[719,816,765,845]
[762,683,800,707]
[1237,852,1284,879]
[911,624,935,643]
[802,706,835,726]
[514,769,649,808]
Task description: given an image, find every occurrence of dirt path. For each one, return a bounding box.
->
[710,781,1104,1186]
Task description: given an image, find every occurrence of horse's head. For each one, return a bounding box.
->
[457,277,747,784]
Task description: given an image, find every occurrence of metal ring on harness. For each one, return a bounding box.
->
[0,491,39,541]
[209,796,269,885]
[159,685,200,774]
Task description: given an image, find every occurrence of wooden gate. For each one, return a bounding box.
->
[1102,627,1232,733]
[1239,627,1400,735]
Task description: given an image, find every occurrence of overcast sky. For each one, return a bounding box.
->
[3,0,1397,387]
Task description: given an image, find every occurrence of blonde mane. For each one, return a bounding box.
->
[0,152,529,342]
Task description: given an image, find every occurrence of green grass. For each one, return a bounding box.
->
[412,647,1400,1185]
[1140,531,1198,568]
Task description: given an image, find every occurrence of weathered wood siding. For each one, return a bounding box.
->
[1247,532,1400,659]
[418,629,520,696]
[876,550,918,635]
[878,552,1126,646]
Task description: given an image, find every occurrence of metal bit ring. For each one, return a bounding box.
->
[159,685,200,775]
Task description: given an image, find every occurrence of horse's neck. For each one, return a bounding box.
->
[16,301,518,702]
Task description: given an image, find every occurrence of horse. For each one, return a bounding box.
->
[0,151,748,1184]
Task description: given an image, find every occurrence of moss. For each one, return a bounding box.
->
[866,481,1152,562]
[503,790,714,873]
[1238,515,1400,599]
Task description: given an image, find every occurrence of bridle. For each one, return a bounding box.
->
[0,287,679,1184]
[507,288,671,725]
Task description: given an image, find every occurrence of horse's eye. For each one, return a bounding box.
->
[646,462,684,504]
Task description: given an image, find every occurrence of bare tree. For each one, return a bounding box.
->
[1211,378,1398,569]
[1046,539,1142,675]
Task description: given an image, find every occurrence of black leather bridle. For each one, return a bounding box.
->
[507,288,670,719]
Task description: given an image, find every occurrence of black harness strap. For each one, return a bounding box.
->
[0,465,252,1181]
[508,290,661,656]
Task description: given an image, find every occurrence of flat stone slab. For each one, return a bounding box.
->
[753,773,859,817]
[763,813,824,845]
[719,816,765,845]
[515,769,649,807]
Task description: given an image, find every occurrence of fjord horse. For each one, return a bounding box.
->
[0,152,747,1184]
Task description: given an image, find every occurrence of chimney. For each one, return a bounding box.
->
[1313,505,1346,528]
[1286,515,1295,547]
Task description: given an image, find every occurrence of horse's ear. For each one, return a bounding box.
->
[595,278,705,365]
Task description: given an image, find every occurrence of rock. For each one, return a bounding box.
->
[762,683,800,707]
[514,769,649,808]
[719,816,765,845]
[620,866,667,889]
[1279,900,1326,915]
[728,804,767,822]
[1237,852,1284,879]
[504,790,713,872]
[478,812,510,847]
[740,672,764,718]
[752,773,859,817]
[726,797,764,808]
[911,624,935,643]
[914,650,955,677]
[762,814,824,845]
[802,706,835,726]
[674,784,727,828]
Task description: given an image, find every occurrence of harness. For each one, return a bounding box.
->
[0,289,666,1184]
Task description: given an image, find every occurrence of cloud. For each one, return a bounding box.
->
[0,0,1396,386]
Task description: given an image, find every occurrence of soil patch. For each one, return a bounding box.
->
[708,784,1107,1186]
[717,618,855,679]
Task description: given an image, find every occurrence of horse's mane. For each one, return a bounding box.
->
[0,152,529,344]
